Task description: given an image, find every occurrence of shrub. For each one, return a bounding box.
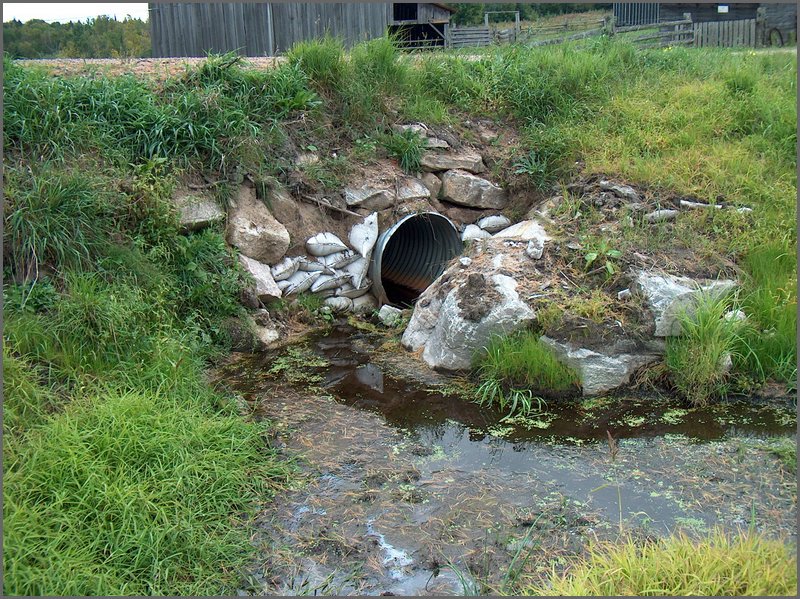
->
[529,531,797,596]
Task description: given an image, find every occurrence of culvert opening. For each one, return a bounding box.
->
[370,212,462,307]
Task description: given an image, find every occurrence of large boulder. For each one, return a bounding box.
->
[226,185,290,264]
[403,269,535,371]
[633,271,737,336]
[173,190,225,232]
[539,337,660,396]
[420,150,486,174]
[239,255,282,302]
[441,170,507,210]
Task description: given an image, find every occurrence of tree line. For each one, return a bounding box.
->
[3,16,150,59]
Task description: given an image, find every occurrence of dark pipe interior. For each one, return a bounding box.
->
[379,214,462,306]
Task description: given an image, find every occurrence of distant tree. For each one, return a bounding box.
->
[3,16,150,58]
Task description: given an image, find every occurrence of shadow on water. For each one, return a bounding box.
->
[311,324,795,444]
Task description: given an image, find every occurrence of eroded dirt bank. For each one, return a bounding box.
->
[213,322,796,596]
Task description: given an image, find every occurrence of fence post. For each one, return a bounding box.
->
[755,6,766,47]
[484,12,489,28]
[515,11,520,41]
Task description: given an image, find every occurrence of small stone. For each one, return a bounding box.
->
[735,206,753,214]
[296,152,320,167]
[421,173,442,199]
[378,305,404,327]
[599,180,639,202]
[644,209,679,223]
[724,309,747,322]
[476,214,512,233]
[425,138,450,149]
[525,238,544,260]
[459,257,472,267]
[617,288,632,300]
[680,199,722,210]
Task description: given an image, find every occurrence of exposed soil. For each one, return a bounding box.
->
[214,323,796,596]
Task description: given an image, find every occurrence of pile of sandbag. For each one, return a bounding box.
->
[271,212,379,314]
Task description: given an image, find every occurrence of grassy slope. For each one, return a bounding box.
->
[3,39,796,594]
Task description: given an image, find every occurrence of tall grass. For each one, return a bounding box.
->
[665,291,746,406]
[528,531,797,596]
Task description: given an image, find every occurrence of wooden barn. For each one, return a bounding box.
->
[612,2,797,46]
[149,2,455,57]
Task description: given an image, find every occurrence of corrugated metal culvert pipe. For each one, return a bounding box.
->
[370,212,462,306]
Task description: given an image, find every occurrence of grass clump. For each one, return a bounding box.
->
[3,390,291,596]
[665,291,747,406]
[381,128,426,173]
[528,531,797,596]
[474,331,580,416]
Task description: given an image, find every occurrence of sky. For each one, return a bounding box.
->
[3,3,149,23]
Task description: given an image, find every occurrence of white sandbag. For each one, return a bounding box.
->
[477,214,511,233]
[306,232,349,257]
[276,278,293,291]
[351,293,377,315]
[316,288,337,299]
[336,281,371,299]
[311,272,351,293]
[283,270,321,295]
[349,212,379,258]
[344,257,369,289]
[324,296,353,313]
[270,256,300,281]
[321,249,360,270]
[296,256,329,272]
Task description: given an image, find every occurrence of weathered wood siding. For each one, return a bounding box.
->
[150,3,273,57]
[150,2,395,57]
[659,3,759,24]
[613,3,660,26]
[694,18,756,47]
[759,3,797,45]
[416,3,452,23]
[270,3,391,53]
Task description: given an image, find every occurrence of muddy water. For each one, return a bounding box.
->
[222,323,797,596]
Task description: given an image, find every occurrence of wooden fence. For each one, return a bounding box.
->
[448,26,492,48]
[694,18,756,48]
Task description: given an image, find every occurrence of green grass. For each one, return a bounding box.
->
[473,332,580,415]
[3,389,291,596]
[528,531,797,596]
[665,291,747,406]
[3,37,796,594]
[381,128,427,173]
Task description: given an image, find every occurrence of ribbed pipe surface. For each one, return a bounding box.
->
[370,212,462,306]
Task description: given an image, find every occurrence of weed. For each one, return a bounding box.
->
[381,129,426,174]
[527,531,797,596]
[582,237,622,277]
